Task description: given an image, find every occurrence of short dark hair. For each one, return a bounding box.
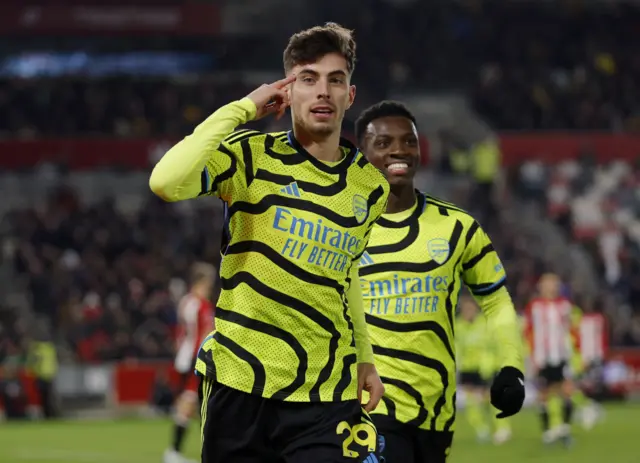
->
[283,22,356,75]
[354,100,417,144]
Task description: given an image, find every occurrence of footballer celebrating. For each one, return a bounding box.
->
[150,23,388,463]
[355,101,525,462]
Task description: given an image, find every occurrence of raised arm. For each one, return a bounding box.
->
[149,98,256,202]
[150,75,295,202]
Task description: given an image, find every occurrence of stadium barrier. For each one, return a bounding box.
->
[2,353,639,418]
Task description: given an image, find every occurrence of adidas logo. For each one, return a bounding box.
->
[359,251,374,267]
[362,453,380,463]
[280,181,301,198]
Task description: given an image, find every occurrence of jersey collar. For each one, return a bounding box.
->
[376,189,425,229]
[286,130,359,174]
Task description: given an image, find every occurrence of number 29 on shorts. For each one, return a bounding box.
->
[336,421,377,458]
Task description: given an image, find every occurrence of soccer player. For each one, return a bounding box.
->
[164,263,216,463]
[570,301,606,430]
[456,295,512,445]
[354,101,524,463]
[150,23,389,463]
[523,273,575,445]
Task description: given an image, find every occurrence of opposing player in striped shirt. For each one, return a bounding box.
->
[355,101,525,463]
[570,301,606,430]
[523,273,575,445]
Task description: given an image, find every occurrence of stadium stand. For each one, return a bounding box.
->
[1,0,639,423]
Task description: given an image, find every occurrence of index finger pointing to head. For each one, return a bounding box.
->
[274,74,296,88]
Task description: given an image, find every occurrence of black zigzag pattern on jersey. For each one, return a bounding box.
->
[373,345,449,430]
[215,307,307,400]
[466,279,507,296]
[204,144,237,196]
[262,135,306,166]
[425,195,468,215]
[375,191,425,230]
[367,221,420,254]
[224,129,261,145]
[263,135,358,174]
[465,220,480,245]
[213,330,266,395]
[365,315,454,361]
[380,396,397,419]
[380,376,429,427]
[462,243,495,271]
[228,186,386,229]
[277,133,360,174]
[446,253,465,336]
[356,155,369,168]
[255,168,348,196]
[240,139,256,186]
[359,220,464,276]
[225,241,343,290]
[274,132,290,143]
[333,352,357,400]
[220,271,342,401]
[197,343,216,378]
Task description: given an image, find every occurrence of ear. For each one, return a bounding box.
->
[347,85,356,110]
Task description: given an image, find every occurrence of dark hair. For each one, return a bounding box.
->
[354,100,417,144]
[283,22,356,74]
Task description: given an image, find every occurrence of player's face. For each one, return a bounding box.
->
[539,275,560,299]
[288,53,355,137]
[362,116,420,186]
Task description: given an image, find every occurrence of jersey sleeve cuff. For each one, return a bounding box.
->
[236,97,257,121]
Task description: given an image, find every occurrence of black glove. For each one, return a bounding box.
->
[490,366,525,418]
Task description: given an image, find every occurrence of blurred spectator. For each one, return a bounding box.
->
[0,358,28,420]
[9,186,222,363]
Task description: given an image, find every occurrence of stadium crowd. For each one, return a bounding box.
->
[2,182,223,364]
[0,2,638,138]
[1,0,640,366]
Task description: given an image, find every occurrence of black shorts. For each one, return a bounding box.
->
[374,416,453,463]
[537,362,568,387]
[459,371,487,388]
[199,378,383,463]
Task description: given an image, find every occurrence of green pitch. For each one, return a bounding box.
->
[0,404,637,463]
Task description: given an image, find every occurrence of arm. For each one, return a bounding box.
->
[475,287,524,371]
[149,98,256,202]
[461,220,524,372]
[347,264,375,364]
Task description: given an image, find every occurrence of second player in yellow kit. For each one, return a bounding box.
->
[354,101,524,463]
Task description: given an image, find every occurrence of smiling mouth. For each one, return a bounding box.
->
[386,161,412,175]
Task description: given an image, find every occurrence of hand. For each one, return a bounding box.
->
[358,363,384,413]
[245,75,296,121]
[490,366,525,418]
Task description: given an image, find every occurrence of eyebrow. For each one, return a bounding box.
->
[298,69,348,77]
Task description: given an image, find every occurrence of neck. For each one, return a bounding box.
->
[386,184,415,214]
[293,125,342,162]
